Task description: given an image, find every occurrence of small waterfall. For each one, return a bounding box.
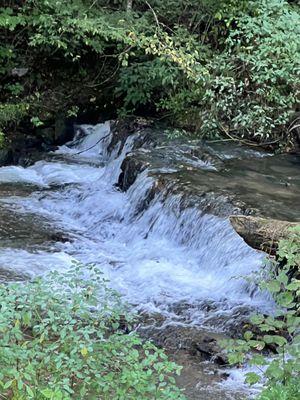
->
[0,122,272,330]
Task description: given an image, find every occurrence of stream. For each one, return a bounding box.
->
[0,122,299,399]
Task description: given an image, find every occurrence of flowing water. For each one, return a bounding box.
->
[0,122,298,398]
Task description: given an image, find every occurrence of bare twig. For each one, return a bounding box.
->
[71,132,111,155]
[217,121,281,147]
[145,1,160,29]
[288,123,300,133]
[287,115,300,132]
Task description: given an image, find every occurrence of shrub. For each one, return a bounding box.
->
[1,0,299,148]
[222,226,300,398]
[157,0,300,145]
[0,264,185,399]
[259,379,300,400]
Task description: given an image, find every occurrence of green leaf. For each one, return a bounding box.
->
[245,372,261,385]
[266,280,281,293]
[244,331,253,341]
[249,355,267,366]
[80,347,88,357]
[26,385,34,397]
[286,281,300,291]
[265,364,284,380]
[263,335,287,346]
[277,292,294,307]
[3,380,14,389]
[250,314,264,325]
[41,389,57,398]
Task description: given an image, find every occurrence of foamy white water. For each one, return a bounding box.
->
[0,122,272,329]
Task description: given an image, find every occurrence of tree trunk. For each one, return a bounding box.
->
[229,215,299,254]
[126,0,133,12]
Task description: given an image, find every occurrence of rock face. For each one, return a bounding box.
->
[113,120,300,222]
[110,118,155,156]
[118,155,149,191]
[0,115,76,167]
[230,215,299,254]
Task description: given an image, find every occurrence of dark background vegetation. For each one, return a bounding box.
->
[0,0,299,156]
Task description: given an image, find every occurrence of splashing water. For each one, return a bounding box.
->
[0,122,272,325]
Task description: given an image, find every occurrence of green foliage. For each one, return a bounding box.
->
[157,0,300,144]
[0,264,185,399]
[277,225,300,269]
[0,0,299,148]
[222,226,300,398]
[259,379,300,400]
[0,103,29,129]
[30,116,44,127]
[0,131,5,148]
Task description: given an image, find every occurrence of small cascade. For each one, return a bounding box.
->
[2,121,291,398]
[0,122,273,331]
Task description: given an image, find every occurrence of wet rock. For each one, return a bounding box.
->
[110,121,300,221]
[0,267,28,282]
[54,115,75,145]
[169,349,241,400]
[0,115,77,167]
[134,181,162,216]
[16,148,46,167]
[118,155,149,191]
[288,112,300,154]
[0,206,71,250]
[118,153,249,217]
[15,134,43,150]
[36,126,56,145]
[139,320,229,366]
[191,335,228,366]
[182,145,224,170]
[0,149,13,166]
[0,132,45,167]
[109,118,154,156]
[230,215,299,254]
[35,115,75,149]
